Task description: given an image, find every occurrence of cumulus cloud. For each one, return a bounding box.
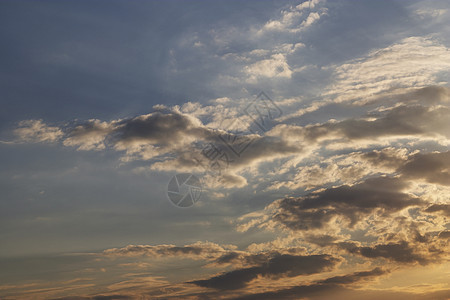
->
[259,0,326,34]
[14,119,63,143]
[110,111,216,161]
[14,110,214,160]
[245,54,292,81]
[270,177,423,231]
[149,133,299,172]
[63,119,115,150]
[56,109,219,162]
[13,103,302,189]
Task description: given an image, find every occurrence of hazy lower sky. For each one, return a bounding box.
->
[1,0,449,299]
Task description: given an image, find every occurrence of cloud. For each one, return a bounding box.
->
[400,85,450,105]
[268,147,410,191]
[13,104,302,189]
[398,151,450,186]
[13,110,213,159]
[259,0,326,34]
[340,241,428,264]
[102,241,235,260]
[424,204,450,217]
[270,177,423,231]
[231,268,388,300]
[438,231,450,239]
[112,111,210,148]
[106,110,220,162]
[271,146,450,193]
[214,173,248,188]
[244,54,292,81]
[276,103,450,145]
[56,109,218,162]
[361,148,410,169]
[149,133,299,172]
[318,267,386,285]
[63,119,115,150]
[52,296,131,300]
[14,119,63,143]
[201,0,327,86]
[415,8,448,19]
[323,36,450,104]
[190,254,338,290]
[4,1,450,300]
[330,105,450,139]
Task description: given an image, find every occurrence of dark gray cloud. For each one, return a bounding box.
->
[190,266,261,290]
[190,254,339,290]
[356,149,450,186]
[398,151,450,186]
[112,111,213,147]
[231,268,387,300]
[273,177,423,231]
[339,241,428,264]
[399,85,450,105]
[360,148,408,169]
[351,85,450,108]
[52,296,131,300]
[15,108,301,184]
[15,110,212,152]
[318,267,386,285]
[438,231,450,239]
[314,105,450,140]
[424,204,450,217]
[211,251,273,267]
[275,86,450,144]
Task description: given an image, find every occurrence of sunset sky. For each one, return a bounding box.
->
[0,0,449,299]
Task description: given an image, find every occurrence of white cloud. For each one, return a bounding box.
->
[324,36,450,104]
[14,120,63,143]
[63,119,114,150]
[259,0,326,34]
[245,53,292,82]
[301,11,321,28]
[415,8,448,19]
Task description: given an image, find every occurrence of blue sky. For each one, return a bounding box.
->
[1,0,450,299]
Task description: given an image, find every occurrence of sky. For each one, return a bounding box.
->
[0,0,450,299]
